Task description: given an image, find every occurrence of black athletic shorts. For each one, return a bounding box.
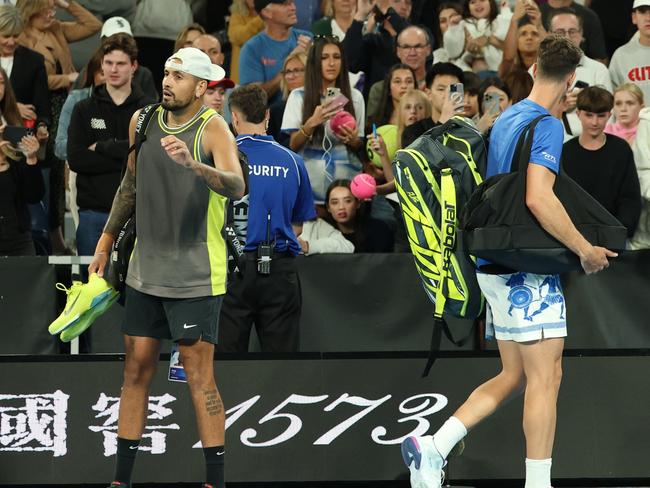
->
[122,286,223,344]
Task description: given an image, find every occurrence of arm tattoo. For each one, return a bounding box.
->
[203,388,224,417]
[104,166,136,236]
[195,163,245,200]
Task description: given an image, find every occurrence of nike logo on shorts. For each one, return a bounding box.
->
[217,451,225,456]
[183,323,198,329]
[129,445,139,450]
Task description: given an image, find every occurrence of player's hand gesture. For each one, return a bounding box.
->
[161,135,194,169]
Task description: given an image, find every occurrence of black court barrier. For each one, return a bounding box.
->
[1,354,649,484]
[1,251,649,354]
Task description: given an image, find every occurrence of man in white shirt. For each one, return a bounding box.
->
[547,7,613,138]
[609,0,650,103]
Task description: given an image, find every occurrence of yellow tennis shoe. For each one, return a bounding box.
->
[48,273,116,335]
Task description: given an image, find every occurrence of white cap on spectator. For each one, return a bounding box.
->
[633,0,650,8]
[165,47,225,82]
[101,17,132,38]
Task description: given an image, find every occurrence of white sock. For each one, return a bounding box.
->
[432,416,467,459]
[525,458,552,488]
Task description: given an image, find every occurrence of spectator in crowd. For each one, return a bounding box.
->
[220,84,316,353]
[76,0,136,22]
[55,47,104,161]
[401,62,463,148]
[325,178,394,252]
[0,68,44,256]
[499,0,543,78]
[282,35,365,205]
[311,0,356,40]
[228,0,264,84]
[239,0,312,104]
[443,0,513,73]
[562,86,641,239]
[589,0,635,58]
[55,47,104,229]
[132,0,194,90]
[173,22,205,52]
[605,83,644,146]
[503,67,533,104]
[367,63,417,129]
[546,7,612,138]
[609,0,650,106]
[461,71,482,119]
[630,104,650,249]
[432,2,463,65]
[344,0,410,97]
[17,0,101,92]
[539,0,608,62]
[17,0,102,255]
[73,17,158,100]
[298,216,356,253]
[193,33,225,66]
[397,88,430,144]
[475,75,510,133]
[66,33,154,257]
[268,51,306,147]
[366,26,431,121]
[203,78,235,117]
[0,6,51,133]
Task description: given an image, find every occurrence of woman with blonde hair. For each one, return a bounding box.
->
[269,51,307,147]
[396,88,431,148]
[228,0,264,84]
[605,83,645,146]
[311,0,356,40]
[16,0,100,254]
[173,22,205,52]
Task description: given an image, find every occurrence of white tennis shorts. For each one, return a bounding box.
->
[477,272,567,342]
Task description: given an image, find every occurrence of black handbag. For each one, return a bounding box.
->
[459,115,627,274]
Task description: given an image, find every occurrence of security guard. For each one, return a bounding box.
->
[219,84,316,352]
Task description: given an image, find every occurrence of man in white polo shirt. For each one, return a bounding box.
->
[610,0,650,103]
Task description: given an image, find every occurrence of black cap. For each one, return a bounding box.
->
[254,0,284,12]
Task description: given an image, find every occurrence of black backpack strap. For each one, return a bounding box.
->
[510,115,548,173]
[123,103,160,178]
[422,317,476,377]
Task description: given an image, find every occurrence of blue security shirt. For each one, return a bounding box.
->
[238,29,313,104]
[487,98,564,178]
[234,134,316,256]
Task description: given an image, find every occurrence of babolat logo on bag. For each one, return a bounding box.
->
[392,116,486,375]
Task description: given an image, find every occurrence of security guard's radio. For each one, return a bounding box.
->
[257,213,272,275]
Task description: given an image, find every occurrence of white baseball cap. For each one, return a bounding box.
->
[165,47,225,82]
[101,17,132,38]
[633,0,650,9]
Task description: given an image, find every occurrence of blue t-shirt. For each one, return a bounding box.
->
[234,135,316,256]
[238,29,312,103]
[480,99,565,270]
[487,98,564,178]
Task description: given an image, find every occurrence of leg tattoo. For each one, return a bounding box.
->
[203,388,224,417]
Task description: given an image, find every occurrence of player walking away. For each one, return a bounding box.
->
[88,47,245,488]
[401,35,617,488]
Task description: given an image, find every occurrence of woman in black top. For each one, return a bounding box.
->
[0,65,44,255]
[324,179,393,253]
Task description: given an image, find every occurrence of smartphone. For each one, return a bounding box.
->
[484,92,501,116]
[449,83,464,113]
[325,86,349,108]
[3,125,32,145]
[574,80,589,89]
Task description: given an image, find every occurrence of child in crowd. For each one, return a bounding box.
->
[444,0,513,73]
[605,83,645,146]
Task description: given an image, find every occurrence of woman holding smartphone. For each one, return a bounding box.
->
[0,66,44,255]
[281,35,365,205]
